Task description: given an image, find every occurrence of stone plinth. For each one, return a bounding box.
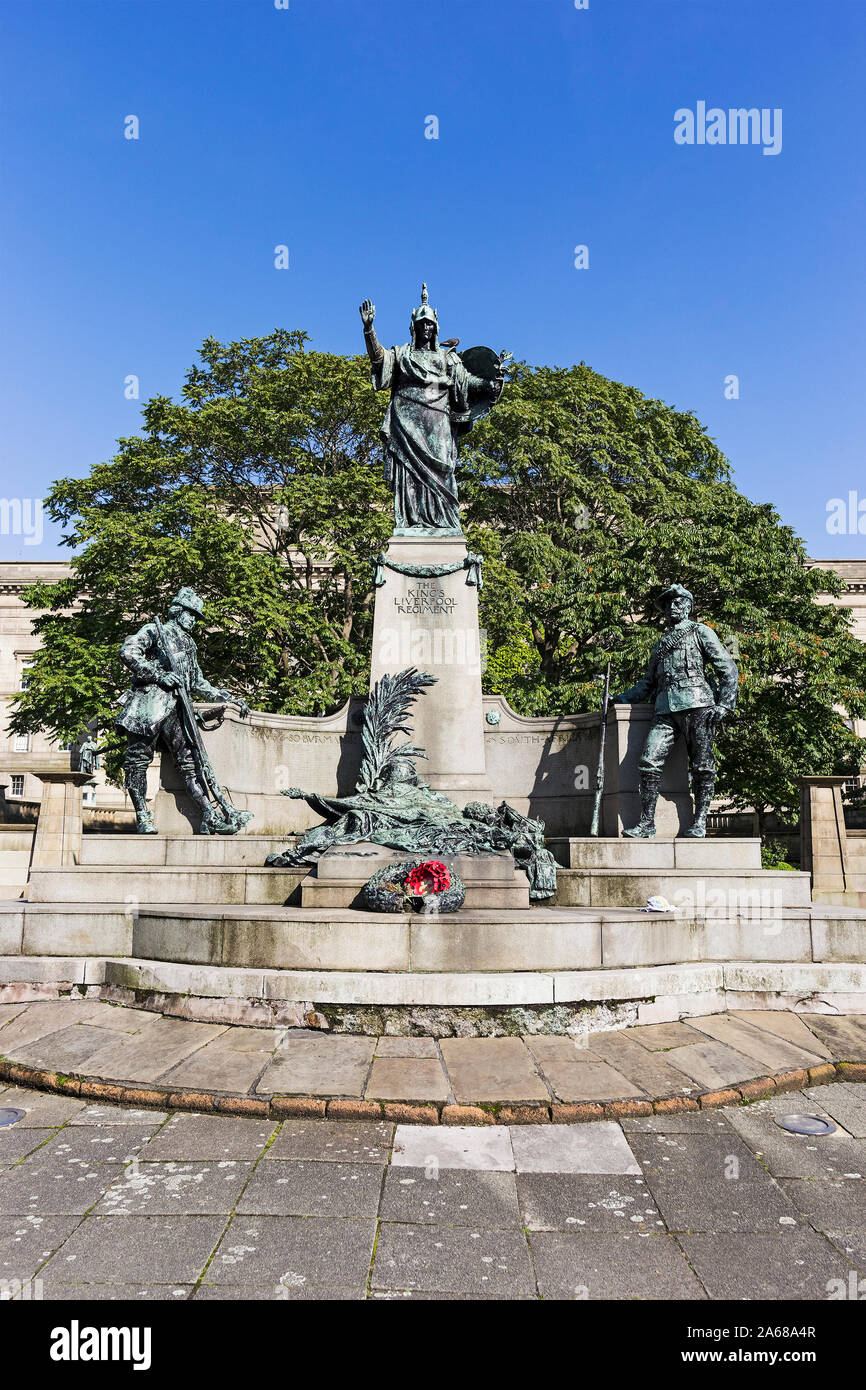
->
[800,775,863,905]
[30,766,93,870]
[300,841,530,910]
[368,533,491,803]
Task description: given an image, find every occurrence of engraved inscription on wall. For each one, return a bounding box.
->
[395,582,457,616]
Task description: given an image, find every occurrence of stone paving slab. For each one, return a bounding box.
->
[651,1039,766,1091]
[723,1103,866,1180]
[632,1134,801,1233]
[581,1031,701,1099]
[0,1000,864,1121]
[627,1021,704,1050]
[38,1282,195,1302]
[380,1167,522,1229]
[677,1230,853,1300]
[193,1282,364,1301]
[140,1114,275,1162]
[69,1105,169,1126]
[686,1013,826,1070]
[803,1080,866,1137]
[511,1122,640,1175]
[371,1223,536,1296]
[81,1017,230,1085]
[366,1057,449,1102]
[393,1124,514,1172]
[0,1087,86,1127]
[0,1159,127,1216]
[93,1161,254,1217]
[10,1025,126,1073]
[438,1037,548,1103]
[40,1214,225,1284]
[236,1160,384,1218]
[728,1009,834,1058]
[0,1214,81,1282]
[159,1043,275,1095]
[255,1032,375,1097]
[39,1125,160,1165]
[265,1119,393,1163]
[523,1035,646,1101]
[207,1214,377,1286]
[779,1177,866,1235]
[529,1231,705,1300]
[0,1127,55,1165]
[0,1087,863,1301]
[374,1037,439,1058]
[517,1173,664,1232]
[797,1014,866,1060]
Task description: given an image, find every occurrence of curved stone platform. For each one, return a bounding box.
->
[0,998,863,1125]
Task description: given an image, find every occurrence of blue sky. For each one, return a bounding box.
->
[1,0,864,560]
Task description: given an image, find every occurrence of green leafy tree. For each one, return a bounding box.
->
[11,331,391,779]
[11,341,866,818]
[460,362,866,825]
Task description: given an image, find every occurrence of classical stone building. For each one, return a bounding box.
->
[809,559,866,749]
[0,562,131,817]
[2,556,865,816]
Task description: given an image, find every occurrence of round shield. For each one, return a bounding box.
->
[458,345,506,428]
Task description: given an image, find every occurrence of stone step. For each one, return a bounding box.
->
[553,867,812,910]
[77,833,293,867]
[94,955,866,1010]
[26,864,307,906]
[3,952,866,1021]
[548,836,762,870]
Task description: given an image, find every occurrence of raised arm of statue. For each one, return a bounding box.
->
[359,299,384,366]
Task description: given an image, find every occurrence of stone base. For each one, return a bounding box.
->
[3,954,866,1034]
[300,842,530,910]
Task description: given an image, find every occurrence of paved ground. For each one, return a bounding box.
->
[1,1001,863,1120]
[0,1079,864,1300]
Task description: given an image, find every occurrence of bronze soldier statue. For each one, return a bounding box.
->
[612,584,738,839]
[116,587,251,835]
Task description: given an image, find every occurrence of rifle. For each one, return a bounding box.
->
[590,661,611,838]
[152,614,241,829]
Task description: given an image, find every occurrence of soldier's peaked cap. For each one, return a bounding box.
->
[654,583,694,611]
[169,587,205,617]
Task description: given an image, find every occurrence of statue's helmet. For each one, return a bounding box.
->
[169,586,205,618]
[654,583,694,612]
[410,282,439,347]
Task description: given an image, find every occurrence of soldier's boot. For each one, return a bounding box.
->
[623,772,661,839]
[184,777,218,835]
[125,767,157,835]
[685,774,714,838]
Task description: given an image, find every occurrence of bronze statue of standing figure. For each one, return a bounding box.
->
[360,284,508,533]
[116,587,252,835]
[613,584,738,838]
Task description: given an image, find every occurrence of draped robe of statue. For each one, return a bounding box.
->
[372,344,476,532]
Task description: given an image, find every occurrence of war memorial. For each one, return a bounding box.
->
[3,283,864,1065]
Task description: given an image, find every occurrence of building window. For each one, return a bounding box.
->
[10,775,24,797]
[13,734,30,753]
